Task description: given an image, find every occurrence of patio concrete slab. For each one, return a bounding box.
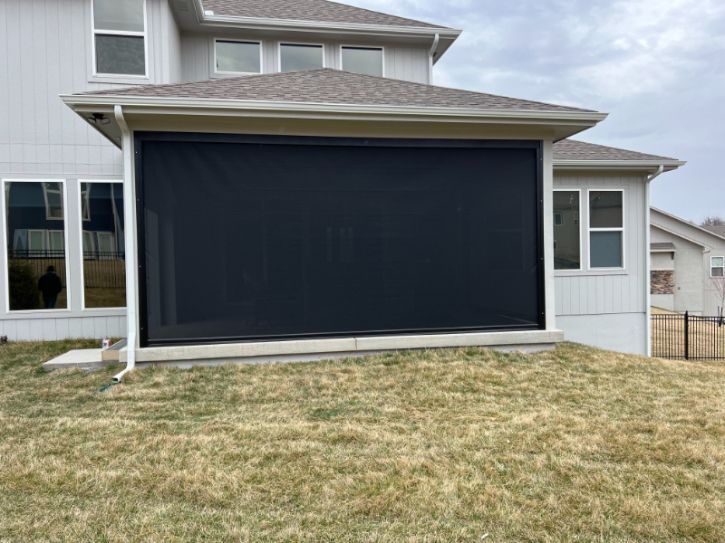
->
[42,349,123,371]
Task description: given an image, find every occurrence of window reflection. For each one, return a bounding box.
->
[4,181,67,310]
[81,182,126,308]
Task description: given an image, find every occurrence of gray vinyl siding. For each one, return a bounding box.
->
[554,172,648,316]
[0,0,179,340]
[553,172,649,355]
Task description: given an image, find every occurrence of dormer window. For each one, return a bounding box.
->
[341,46,384,77]
[214,40,262,75]
[280,44,324,72]
[92,0,146,77]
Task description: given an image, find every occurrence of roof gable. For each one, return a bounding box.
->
[201,0,448,29]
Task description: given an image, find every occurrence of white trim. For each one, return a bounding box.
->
[644,180,652,356]
[554,159,685,173]
[710,256,725,278]
[62,94,609,125]
[212,38,263,76]
[1,178,71,314]
[587,188,625,271]
[190,0,461,39]
[90,0,149,80]
[77,179,125,311]
[277,42,326,73]
[553,188,583,272]
[339,45,385,77]
[651,207,725,243]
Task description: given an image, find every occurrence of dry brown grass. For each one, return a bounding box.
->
[0,341,723,542]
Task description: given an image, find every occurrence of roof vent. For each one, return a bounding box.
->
[204,9,214,16]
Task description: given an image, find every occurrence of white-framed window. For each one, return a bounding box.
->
[341,46,384,77]
[2,179,70,312]
[92,0,147,77]
[214,39,262,75]
[279,43,324,72]
[43,183,64,220]
[711,256,725,277]
[553,189,582,271]
[588,189,624,269]
[78,180,126,309]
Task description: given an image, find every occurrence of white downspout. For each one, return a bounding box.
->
[645,165,664,356]
[113,105,137,383]
[428,33,440,83]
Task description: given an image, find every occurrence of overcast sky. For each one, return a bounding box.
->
[351,0,725,223]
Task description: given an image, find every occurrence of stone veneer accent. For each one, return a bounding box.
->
[651,270,675,295]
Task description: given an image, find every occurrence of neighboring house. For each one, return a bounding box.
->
[0,0,683,364]
[650,208,725,316]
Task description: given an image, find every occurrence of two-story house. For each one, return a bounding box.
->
[0,0,684,374]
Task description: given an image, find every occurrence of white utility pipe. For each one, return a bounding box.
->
[112,105,137,383]
[428,33,440,82]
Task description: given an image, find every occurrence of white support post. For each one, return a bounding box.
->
[542,139,557,331]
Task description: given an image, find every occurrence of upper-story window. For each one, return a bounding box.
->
[341,46,383,77]
[215,40,261,75]
[92,0,146,77]
[280,44,324,72]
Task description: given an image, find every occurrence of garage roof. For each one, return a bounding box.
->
[200,0,447,29]
[76,68,595,113]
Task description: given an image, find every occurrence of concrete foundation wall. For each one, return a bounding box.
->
[557,313,647,355]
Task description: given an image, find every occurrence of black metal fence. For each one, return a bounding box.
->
[652,311,725,360]
[8,249,125,289]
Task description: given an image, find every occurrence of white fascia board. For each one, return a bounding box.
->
[61,94,608,126]
[650,223,708,249]
[191,0,461,40]
[554,159,685,173]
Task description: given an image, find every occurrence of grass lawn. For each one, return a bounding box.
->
[0,341,723,542]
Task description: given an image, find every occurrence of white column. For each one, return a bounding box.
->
[542,139,557,331]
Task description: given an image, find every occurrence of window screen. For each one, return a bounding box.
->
[93,0,145,76]
[136,134,543,346]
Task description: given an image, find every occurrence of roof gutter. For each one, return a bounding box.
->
[61,94,607,125]
[192,0,461,40]
[554,159,685,172]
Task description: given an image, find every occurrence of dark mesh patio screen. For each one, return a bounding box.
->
[136,134,543,346]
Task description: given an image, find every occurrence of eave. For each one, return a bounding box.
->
[554,159,686,174]
[61,94,608,148]
[191,1,461,62]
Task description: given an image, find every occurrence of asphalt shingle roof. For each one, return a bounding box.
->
[200,0,447,29]
[78,69,594,113]
[553,139,678,162]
